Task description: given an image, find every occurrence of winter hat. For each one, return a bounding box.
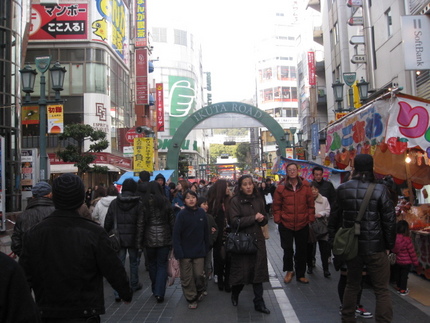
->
[122,178,137,193]
[52,173,85,210]
[32,181,52,198]
[155,173,165,184]
[354,154,374,172]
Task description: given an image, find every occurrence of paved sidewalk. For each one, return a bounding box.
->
[103,219,430,322]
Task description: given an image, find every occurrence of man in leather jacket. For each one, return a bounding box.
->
[19,174,132,322]
[328,155,396,323]
[11,181,55,257]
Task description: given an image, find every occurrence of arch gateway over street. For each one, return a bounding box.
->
[166,101,288,183]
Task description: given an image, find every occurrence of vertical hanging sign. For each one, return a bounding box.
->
[156,83,164,131]
[47,104,64,133]
[133,137,154,172]
[136,48,149,105]
[307,51,316,86]
[135,0,147,47]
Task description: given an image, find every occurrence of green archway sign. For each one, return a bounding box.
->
[166,101,287,183]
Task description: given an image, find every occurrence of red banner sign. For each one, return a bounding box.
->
[156,83,164,131]
[136,48,148,105]
[307,51,316,86]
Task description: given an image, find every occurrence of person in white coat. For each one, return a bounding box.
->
[307,181,331,278]
[92,185,119,226]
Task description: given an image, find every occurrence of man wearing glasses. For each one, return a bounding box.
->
[272,162,315,284]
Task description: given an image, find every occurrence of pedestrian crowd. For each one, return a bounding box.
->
[2,154,417,322]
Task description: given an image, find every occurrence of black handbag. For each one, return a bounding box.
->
[108,214,121,253]
[226,219,258,255]
[310,217,328,239]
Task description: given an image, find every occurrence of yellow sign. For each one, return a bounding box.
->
[47,104,64,133]
[133,137,154,172]
[285,148,294,159]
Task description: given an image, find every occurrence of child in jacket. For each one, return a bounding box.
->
[391,220,419,296]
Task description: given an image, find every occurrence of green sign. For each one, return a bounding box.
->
[35,56,52,73]
[343,72,356,86]
[169,75,196,136]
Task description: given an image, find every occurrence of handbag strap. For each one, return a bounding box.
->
[234,218,241,234]
[356,183,376,222]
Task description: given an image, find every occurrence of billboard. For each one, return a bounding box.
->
[168,76,196,135]
[84,93,111,153]
[30,3,88,40]
[401,15,430,70]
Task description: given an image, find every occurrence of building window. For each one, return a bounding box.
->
[385,8,392,36]
[174,29,187,46]
[152,27,167,42]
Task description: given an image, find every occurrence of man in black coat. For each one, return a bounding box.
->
[328,155,396,323]
[11,181,55,257]
[19,173,133,322]
[0,251,40,322]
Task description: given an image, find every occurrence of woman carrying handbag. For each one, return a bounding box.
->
[228,175,270,314]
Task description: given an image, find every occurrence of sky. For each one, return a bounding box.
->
[147,0,279,102]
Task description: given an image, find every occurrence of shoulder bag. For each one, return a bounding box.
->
[332,183,376,261]
[226,219,258,255]
[108,214,121,253]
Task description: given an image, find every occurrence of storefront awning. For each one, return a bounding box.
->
[50,163,120,174]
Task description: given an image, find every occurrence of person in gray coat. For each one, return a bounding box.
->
[228,175,270,314]
[11,181,55,257]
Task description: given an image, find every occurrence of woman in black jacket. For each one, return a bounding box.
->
[104,178,142,301]
[136,181,174,303]
[229,175,270,314]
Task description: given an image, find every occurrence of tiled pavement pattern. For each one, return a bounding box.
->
[103,219,430,322]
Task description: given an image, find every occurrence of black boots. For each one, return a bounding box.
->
[255,305,270,314]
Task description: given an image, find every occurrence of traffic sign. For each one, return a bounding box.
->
[348,17,364,26]
[351,55,367,63]
[125,129,144,144]
[350,35,365,45]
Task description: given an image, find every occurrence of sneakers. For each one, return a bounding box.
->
[213,275,218,283]
[398,289,409,296]
[339,305,373,319]
[355,305,373,319]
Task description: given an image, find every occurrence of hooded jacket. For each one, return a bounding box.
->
[328,179,396,255]
[392,234,419,266]
[272,177,315,231]
[155,174,171,200]
[104,192,141,248]
[92,195,117,226]
[11,197,55,256]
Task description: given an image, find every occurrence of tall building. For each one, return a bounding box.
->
[148,2,208,180]
[254,1,301,165]
[23,0,137,195]
[0,0,29,215]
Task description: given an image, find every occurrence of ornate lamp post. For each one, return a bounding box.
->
[20,57,67,182]
[332,79,345,112]
[357,77,370,102]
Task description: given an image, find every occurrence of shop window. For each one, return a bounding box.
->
[71,63,84,94]
[86,63,107,93]
[61,49,85,62]
[152,27,167,42]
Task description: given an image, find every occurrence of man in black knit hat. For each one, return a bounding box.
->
[19,173,133,323]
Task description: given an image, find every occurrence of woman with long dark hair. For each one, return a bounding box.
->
[229,175,270,314]
[207,179,232,292]
[136,181,174,303]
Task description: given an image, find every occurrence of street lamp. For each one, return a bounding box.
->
[357,77,370,102]
[20,57,67,182]
[332,79,345,112]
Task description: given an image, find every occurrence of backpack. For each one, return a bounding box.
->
[332,183,375,261]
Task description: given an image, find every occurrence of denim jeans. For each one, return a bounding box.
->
[146,246,170,297]
[114,247,139,298]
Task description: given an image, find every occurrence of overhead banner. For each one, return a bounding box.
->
[401,15,430,70]
[156,83,165,131]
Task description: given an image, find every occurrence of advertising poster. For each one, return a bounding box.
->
[168,76,196,135]
[156,83,165,131]
[84,93,111,153]
[30,3,88,40]
[91,0,130,64]
[47,104,64,133]
[22,106,39,124]
[133,137,154,172]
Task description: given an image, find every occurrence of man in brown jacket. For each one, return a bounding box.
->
[272,162,315,284]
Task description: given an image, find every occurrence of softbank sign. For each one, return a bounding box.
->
[401,15,430,70]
